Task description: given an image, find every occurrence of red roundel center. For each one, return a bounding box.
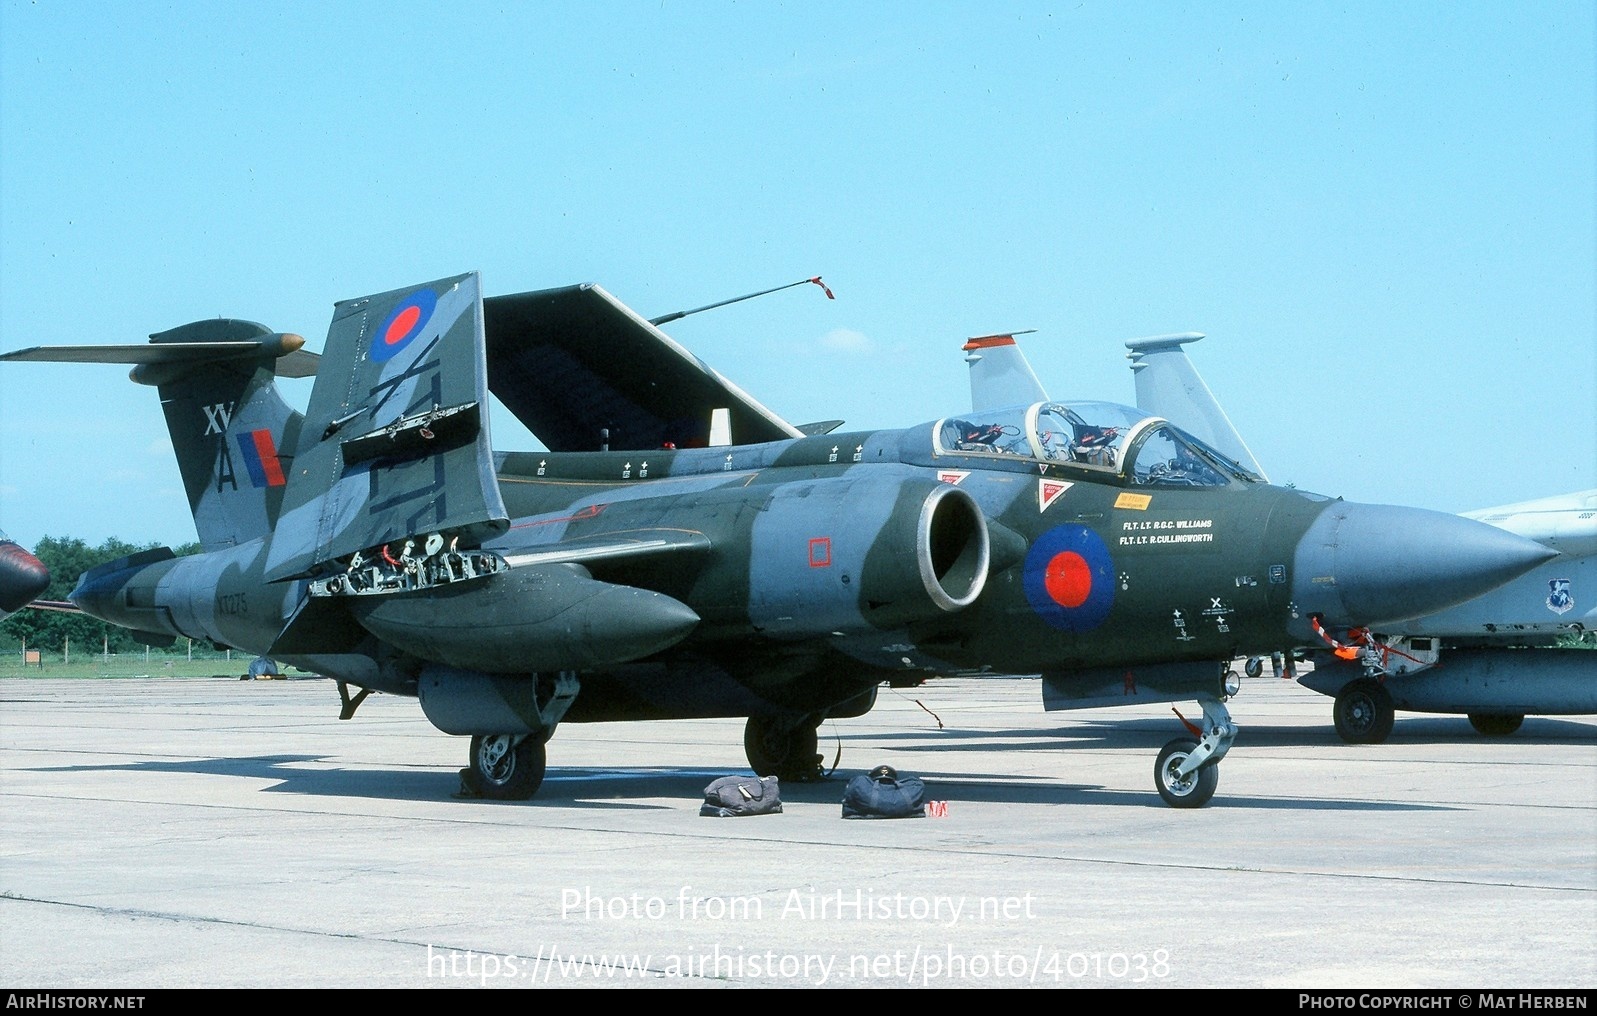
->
[1043,551,1092,608]
[385,306,422,345]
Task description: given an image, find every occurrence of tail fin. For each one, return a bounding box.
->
[0,322,317,551]
[1124,333,1269,481]
[963,332,1048,412]
[142,320,313,550]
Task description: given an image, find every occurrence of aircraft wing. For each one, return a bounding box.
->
[482,284,804,451]
[1463,489,1597,557]
[264,272,509,581]
[1126,333,1268,481]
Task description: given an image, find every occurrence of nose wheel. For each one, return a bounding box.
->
[1333,678,1394,744]
[1155,739,1219,808]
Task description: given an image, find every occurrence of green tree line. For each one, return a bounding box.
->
[1,536,199,655]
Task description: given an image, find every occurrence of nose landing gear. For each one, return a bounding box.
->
[1154,696,1234,808]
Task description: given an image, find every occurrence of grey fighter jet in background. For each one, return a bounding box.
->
[1298,489,1596,741]
[0,274,1555,806]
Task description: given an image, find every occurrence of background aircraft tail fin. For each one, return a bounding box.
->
[1125,333,1269,481]
[1,324,315,551]
[964,332,1048,412]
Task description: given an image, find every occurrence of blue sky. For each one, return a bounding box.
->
[2,1,1593,550]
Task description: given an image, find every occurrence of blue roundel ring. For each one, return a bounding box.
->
[1022,524,1116,632]
[371,288,438,363]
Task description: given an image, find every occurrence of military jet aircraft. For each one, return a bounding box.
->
[0,273,1556,806]
[0,533,51,620]
[971,330,1596,742]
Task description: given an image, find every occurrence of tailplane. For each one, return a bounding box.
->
[0,323,317,551]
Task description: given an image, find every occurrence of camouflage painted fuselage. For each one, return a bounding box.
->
[73,425,1293,710]
[79,398,1561,733]
[479,423,1326,720]
[56,272,1556,740]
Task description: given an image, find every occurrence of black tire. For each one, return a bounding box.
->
[1154,738,1218,808]
[1468,713,1524,737]
[468,734,546,800]
[1333,678,1395,744]
[744,716,821,781]
[1244,657,1263,679]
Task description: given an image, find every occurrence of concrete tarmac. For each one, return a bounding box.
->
[1,673,1593,989]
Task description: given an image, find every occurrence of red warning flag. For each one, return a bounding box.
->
[809,277,835,300]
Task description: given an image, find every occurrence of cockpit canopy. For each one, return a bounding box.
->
[935,401,1263,487]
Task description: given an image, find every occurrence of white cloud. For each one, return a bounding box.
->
[818,328,874,354]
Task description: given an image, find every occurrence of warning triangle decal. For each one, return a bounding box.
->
[1038,479,1072,512]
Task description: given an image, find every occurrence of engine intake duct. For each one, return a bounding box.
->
[743,472,991,636]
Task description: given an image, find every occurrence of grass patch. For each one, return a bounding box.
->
[0,655,308,680]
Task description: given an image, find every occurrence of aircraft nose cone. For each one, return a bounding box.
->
[1291,501,1558,628]
[0,540,51,613]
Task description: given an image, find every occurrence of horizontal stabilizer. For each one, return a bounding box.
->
[0,330,319,380]
[4,321,312,550]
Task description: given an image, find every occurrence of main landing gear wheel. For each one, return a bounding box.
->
[1468,713,1524,736]
[466,734,546,800]
[744,716,823,782]
[1333,678,1394,744]
[1154,738,1219,809]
